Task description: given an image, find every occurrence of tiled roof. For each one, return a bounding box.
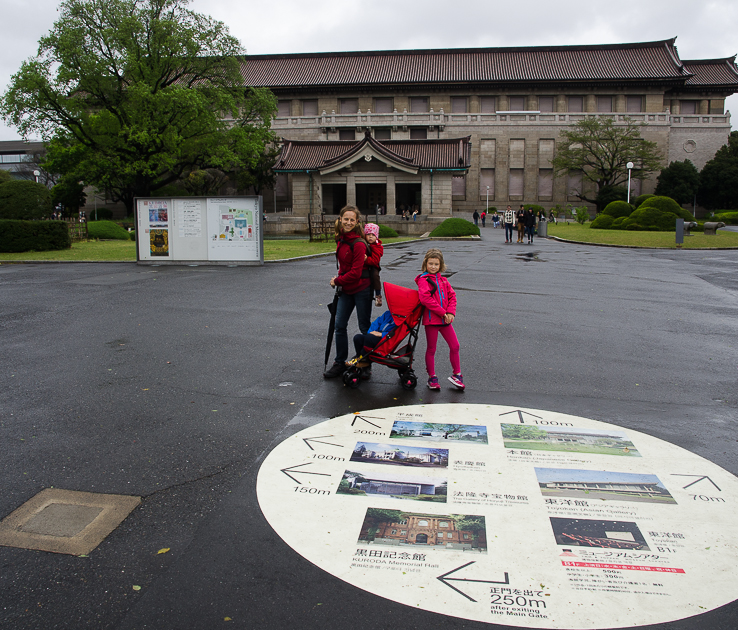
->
[682,57,738,87]
[241,40,694,88]
[275,134,472,172]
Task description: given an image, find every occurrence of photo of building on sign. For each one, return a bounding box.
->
[550,517,650,550]
[536,468,676,504]
[351,443,449,468]
[358,508,486,552]
[501,423,640,456]
[337,470,447,503]
[390,421,488,444]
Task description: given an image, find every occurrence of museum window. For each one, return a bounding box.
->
[509,169,524,198]
[399,519,407,525]
[463,533,469,540]
[340,98,359,114]
[597,96,613,112]
[339,129,356,140]
[568,96,584,112]
[410,97,429,112]
[452,176,466,197]
[419,520,429,527]
[302,100,318,116]
[451,97,468,113]
[391,529,397,535]
[508,96,526,111]
[479,168,495,200]
[277,100,291,117]
[401,530,407,535]
[374,128,391,140]
[275,174,288,199]
[627,96,644,113]
[538,96,554,112]
[439,521,448,528]
[567,170,583,200]
[680,100,698,115]
[480,96,496,113]
[410,128,427,140]
[538,169,553,199]
[374,97,393,114]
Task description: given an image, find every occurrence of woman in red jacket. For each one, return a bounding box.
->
[324,206,373,378]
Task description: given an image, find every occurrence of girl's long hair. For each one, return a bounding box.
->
[422,248,447,272]
[334,205,365,241]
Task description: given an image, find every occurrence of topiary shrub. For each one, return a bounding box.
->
[0,180,53,220]
[377,224,398,238]
[87,220,132,240]
[595,185,628,211]
[714,211,738,225]
[633,194,654,208]
[88,208,113,221]
[612,216,627,229]
[622,206,679,231]
[638,196,694,221]
[429,218,480,237]
[0,220,71,252]
[590,214,614,229]
[602,200,634,219]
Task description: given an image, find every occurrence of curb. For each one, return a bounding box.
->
[547,236,738,250]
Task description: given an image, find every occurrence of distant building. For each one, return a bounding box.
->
[360,513,486,549]
[0,140,44,179]
[540,480,669,497]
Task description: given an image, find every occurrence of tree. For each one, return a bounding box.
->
[501,425,548,440]
[236,144,281,195]
[422,423,464,439]
[698,131,738,210]
[551,117,663,210]
[654,160,700,205]
[51,175,87,215]
[0,0,277,214]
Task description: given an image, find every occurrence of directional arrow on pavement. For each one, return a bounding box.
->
[437,561,510,602]
[302,435,343,451]
[671,474,722,491]
[499,409,542,424]
[280,463,332,484]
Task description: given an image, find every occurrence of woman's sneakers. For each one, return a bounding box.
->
[427,376,441,390]
[448,374,465,390]
[323,362,344,378]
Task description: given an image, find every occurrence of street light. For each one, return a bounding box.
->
[486,185,489,212]
[33,170,40,183]
[626,162,634,204]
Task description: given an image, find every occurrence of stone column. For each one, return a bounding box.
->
[556,95,567,112]
[699,100,709,115]
[528,95,538,111]
[585,95,597,113]
[346,173,356,206]
[498,95,509,111]
[614,95,626,113]
[385,172,396,215]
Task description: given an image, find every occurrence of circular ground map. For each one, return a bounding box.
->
[257,404,738,628]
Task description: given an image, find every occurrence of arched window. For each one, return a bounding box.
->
[418,520,429,527]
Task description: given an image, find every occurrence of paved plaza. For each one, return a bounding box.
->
[1,233,737,629]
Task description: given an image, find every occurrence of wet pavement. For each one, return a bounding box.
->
[1,233,737,630]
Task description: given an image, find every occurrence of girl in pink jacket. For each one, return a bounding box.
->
[415,248,464,391]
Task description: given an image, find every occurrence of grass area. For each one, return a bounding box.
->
[548,222,738,249]
[0,237,417,263]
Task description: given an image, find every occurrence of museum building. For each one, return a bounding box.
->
[240,38,738,220]
[360,513,487,549]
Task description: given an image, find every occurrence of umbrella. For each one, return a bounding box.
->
[324,287,341,368]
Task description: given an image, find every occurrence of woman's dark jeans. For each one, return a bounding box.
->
[334,287,372,363]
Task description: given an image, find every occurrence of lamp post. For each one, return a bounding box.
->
[33,170,40,183]
[626,162,634,204]
[486,186,489,212]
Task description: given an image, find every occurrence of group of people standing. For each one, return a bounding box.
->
[503,205,541,244]
[323,205,464,391]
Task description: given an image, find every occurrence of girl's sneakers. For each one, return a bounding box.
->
[448,374,465,390]
[427,376,441,390]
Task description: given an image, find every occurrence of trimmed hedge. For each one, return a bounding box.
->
[622,206,679,231]
[0,220,71,252]
[638,196,694,221]
[87,220,132,240]
[88,208,114,221]
[429,218,480,237]
[632,194,654,208]
[602,200,634,219]
[0,180,53,220]
[590,214,614,229]
[714,211,738,225]
[377,224,398,238]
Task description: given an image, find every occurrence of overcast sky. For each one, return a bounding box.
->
[1,0,736,141]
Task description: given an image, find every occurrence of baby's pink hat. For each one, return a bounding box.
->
[364,223,379,237]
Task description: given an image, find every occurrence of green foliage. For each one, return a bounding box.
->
[182,169,229,196]
[485,206,497,213]
[602,200,634,219]
[590,214,615,229]
[575,207,590,224]
[0,171,12,184]
[524,204,544,214]
[502,425,548,440]
[633,193,654,208]
[0,180,52,220]
[698,131,738,210]
[89,208,113,221]
[236,144,281,195]
[714,211,738,225]
[51,175,86,213]
[429,218,480,237]
[87,220,131,240]
[639,196,694,221]
[1,0,278,214]
[622,206,679,231]
[595,185,628,211]
[612,216,627,228]
[377,224,398,238]
[151,184,189,197]
[655,160,700,205]
[551,117,663,206]
[0,219,71,252]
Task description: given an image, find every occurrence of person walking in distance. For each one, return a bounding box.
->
[503,205,515,243]
[516,205,525,243]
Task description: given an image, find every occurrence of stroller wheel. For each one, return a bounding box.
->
[399,370,417,390]
[343,368,361,389]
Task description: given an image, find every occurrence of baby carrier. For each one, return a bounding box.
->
[343,282,423,389]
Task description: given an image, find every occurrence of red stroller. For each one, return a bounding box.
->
[343,282,423,390]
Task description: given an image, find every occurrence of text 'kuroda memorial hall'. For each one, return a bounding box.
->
[243,38,738,228]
